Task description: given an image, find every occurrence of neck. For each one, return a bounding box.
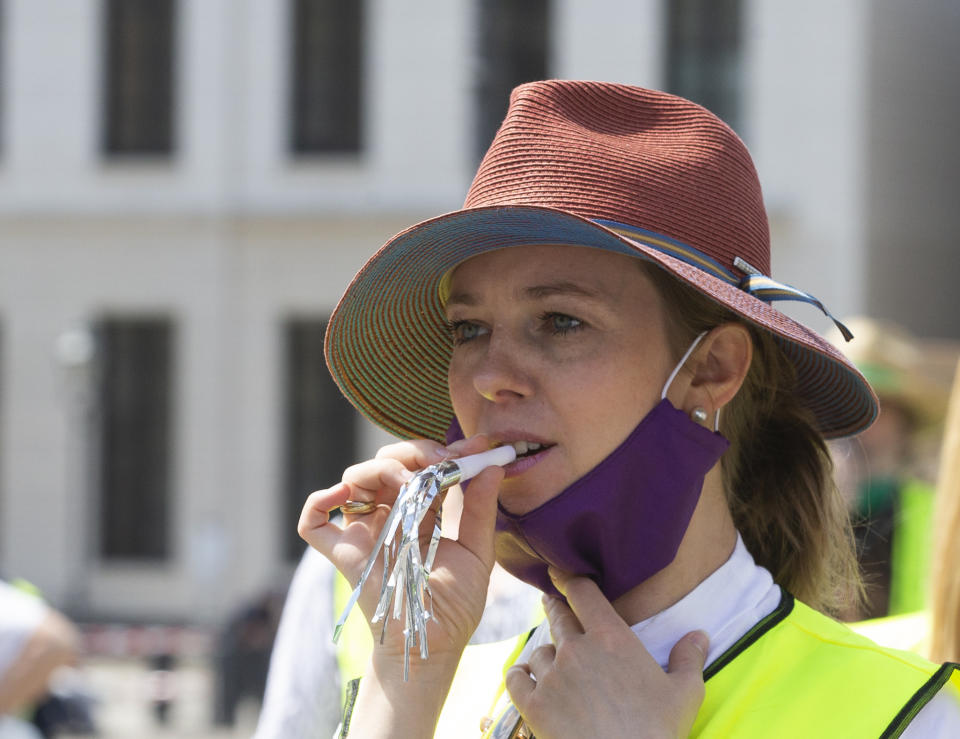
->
[612,464,737,625]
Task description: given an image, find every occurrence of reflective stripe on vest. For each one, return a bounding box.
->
[479,593,960,738]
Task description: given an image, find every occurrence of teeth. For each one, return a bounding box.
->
[511,441,544,456]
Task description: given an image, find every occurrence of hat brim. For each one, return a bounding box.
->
[325,205,877,441]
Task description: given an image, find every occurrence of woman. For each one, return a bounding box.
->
[299,81,960,737]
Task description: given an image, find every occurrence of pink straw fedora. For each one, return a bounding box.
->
[325,80,877,442]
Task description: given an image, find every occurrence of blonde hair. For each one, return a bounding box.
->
[929,359,960,662]
[644,265,862,614]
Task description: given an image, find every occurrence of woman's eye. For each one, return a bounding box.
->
[542,312,582,335]
[445,320,486,345]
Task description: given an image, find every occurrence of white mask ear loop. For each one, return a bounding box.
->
[660,330,720,432]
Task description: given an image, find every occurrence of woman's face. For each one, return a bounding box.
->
[446,244,677,514]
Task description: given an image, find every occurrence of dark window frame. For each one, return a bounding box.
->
[282,317,359,562]
[102,0,177,156]
[474,0,551,162]
[665,0,744,134]
[95,316,175,561]
[289,0,365,155]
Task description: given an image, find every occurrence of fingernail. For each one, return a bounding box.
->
[433,446,451,459]
[547,567,566,594]
[689,630,709,656]
[399,468,415,482]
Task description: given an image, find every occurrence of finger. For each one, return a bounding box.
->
[341,458,414,503]
[504,663,536,708]
[667,630,709,678]
[526,644,556,678]
[542,593,584,647]
[453,464,504,566]
[298,484,350,553]
[441,434,492,459]
[298,483,350,535]
[374,439,449,467]
[548,568,623,632]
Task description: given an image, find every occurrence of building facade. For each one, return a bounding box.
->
[0,0,957,624]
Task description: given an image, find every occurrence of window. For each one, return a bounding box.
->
[0,2,4,154]
[102,0,176,155]
[290,0,364,154]
[283,319,359,561]
[666,0,743,133]
[474,0,550,161]
[96,318,174,560]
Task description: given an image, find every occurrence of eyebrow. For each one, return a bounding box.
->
[445,280,603,307]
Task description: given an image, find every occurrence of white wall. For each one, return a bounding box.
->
[553,0,663,86]
[0,214,407,620]
[0,0,476,217]
[746,0,870,334]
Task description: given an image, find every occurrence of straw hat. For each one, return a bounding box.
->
[325,80,877,441]
[827,317,953,428]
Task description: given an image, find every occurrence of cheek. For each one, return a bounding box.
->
[561,361,657,446]
[447,361,474,429]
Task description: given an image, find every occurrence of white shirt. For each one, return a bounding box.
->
[0,580,46,676]
[516,534,960,736]
[254,548,342,739]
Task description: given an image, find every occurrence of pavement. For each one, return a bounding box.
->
[58,657,259,739]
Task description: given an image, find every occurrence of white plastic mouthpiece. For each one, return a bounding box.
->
[452,445,517,482]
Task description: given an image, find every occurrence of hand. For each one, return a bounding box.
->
[297,435,504,667]
[505,570,708,739]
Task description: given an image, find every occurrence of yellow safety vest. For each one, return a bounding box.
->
[333,571,543,738]
[333,571,373,702]
[478,593,960,739]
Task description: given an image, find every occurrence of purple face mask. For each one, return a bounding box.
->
[447,333,730,601]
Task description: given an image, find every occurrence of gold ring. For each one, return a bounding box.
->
[340,500,378,515]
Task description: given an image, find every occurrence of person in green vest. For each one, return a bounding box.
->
[299,80,960,737]
[826,317,953,621]
[854,357,960,664]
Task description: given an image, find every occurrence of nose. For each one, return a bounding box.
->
[471,333,534,403]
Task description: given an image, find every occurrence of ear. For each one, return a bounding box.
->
[681,323,753,419]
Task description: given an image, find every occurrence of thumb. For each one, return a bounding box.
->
[667,630,709,677]
[455,465,504,566]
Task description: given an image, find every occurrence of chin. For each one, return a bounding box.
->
[498,479,563,516]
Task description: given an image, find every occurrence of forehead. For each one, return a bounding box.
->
[447,244,655,301]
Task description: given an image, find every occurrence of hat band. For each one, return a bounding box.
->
[596,219,854,342]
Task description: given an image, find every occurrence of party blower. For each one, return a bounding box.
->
[332,445,517,680]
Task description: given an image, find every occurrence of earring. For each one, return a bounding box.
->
[691,407,708,423]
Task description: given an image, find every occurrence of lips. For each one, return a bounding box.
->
[503,446,553,478]
[487,437,556,478]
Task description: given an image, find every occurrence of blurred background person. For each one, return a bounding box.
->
[211,589,284,729]
[851,357,960,665]
[0,578,80,738]
[828,317,956,621]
